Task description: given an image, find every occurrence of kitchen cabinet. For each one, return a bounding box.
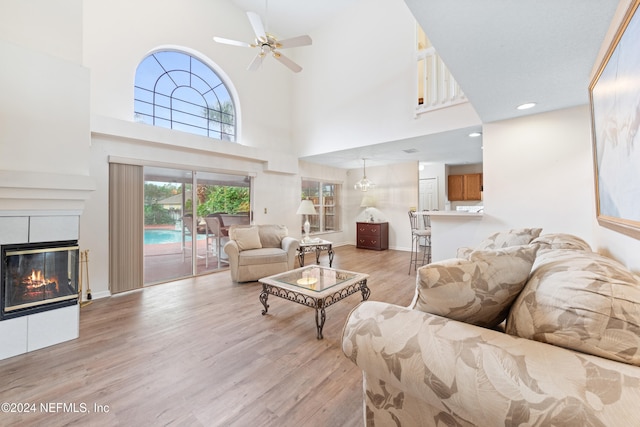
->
[448,173,482,201]
[356,222,388,251]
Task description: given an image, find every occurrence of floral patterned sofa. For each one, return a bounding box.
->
[342,229,640,426]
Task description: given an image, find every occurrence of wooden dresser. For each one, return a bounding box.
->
[356,222,389,250]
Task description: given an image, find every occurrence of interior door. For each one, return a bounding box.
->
[419,178,439,211]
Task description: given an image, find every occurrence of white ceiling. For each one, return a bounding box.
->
[231,0,621,169]
[404,0,620,124]
[230,0,359,38]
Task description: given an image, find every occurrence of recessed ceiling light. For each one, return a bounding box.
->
[517,102,537,110]
[403,148,419,153]
[468,132,482,137]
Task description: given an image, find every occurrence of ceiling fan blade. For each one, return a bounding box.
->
[272,52,302,73]
[277,35,312,49]
[246,11,267,41]
[213,36,253,48]
[247,52,264,71]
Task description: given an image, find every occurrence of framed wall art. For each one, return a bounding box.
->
[590,0,640,239]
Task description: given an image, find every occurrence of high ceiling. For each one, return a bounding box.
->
[404,0,620,124]
[230,0,359,37]
[231,0,621,168]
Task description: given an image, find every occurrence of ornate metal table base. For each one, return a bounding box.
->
[297,242,334,267]
[260,278,369,339]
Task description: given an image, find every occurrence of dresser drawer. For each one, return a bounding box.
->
[356,222,388,251]
[358,223,382,236]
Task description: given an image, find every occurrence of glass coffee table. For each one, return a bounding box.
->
[259,265,370,339]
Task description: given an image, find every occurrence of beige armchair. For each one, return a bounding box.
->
[223,224,300,282]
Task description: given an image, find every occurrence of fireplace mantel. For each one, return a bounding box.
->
[0,170,95,213]
[0,170,94,360]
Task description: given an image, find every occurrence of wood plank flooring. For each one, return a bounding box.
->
[0,245,417,427]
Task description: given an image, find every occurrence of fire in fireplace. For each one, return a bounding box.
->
[1,240,79,320]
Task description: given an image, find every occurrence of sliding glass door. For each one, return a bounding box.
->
[192,171,251,275]
[143,166,251,285]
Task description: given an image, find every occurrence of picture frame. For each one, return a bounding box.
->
[589,0,640,239]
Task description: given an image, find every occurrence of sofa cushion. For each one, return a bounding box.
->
[506,249,640,366]
[475,227,543,250]
[455,246,474,259]
[238,247,288,266]
[530,232,592,252]
[231,226,262,251]
[456,227,543,258]
[413,244,538,328]
[258,224,288,248]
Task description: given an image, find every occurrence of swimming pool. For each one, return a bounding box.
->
[144,229,205,245]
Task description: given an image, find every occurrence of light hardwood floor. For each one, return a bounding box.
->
[0,245,417,427]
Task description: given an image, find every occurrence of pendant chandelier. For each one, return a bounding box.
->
[354,158,375,192]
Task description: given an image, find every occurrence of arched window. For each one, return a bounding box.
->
[134,50,236,141]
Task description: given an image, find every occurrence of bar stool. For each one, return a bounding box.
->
[421,210,432,265]
[408,210,431,274]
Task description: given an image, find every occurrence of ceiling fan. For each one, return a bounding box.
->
[213,11,312,73]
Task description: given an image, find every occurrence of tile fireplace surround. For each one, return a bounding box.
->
[0,171,94,360]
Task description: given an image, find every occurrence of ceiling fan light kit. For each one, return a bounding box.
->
[213,11,312,73]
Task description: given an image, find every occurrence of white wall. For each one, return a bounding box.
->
[0,1,94,211]
[82,0,296,153]
[484,106,596,235]
[432,106,597,262]
[0,0,82,64]
[432,106,640,274]
[292,0,481,157]
[83,117,303,298]
[0,0,89,353]
[347,161,418,251]
[0,22,89,178]
[76,0,301,297]
[429,0,640,272]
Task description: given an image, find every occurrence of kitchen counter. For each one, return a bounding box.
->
[417,210,483,218]
[418,210,485,262]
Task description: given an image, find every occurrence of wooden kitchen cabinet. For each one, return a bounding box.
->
[448,173,483,201]
[356,222,389,250]
[464,173,482,200]
[448,175,464,201]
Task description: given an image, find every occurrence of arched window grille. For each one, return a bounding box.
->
[134,50,236,141]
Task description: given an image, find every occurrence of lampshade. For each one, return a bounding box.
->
[297,199,317,243]
[354,158,375,192]
[360,195,376,208]
[296,199,317,215]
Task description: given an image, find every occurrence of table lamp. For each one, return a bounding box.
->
[296,199,317,242]
[360,195,376,222]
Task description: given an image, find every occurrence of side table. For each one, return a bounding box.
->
[297,238,334,267]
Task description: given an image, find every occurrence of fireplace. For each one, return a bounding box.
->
[1,240,79,320]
